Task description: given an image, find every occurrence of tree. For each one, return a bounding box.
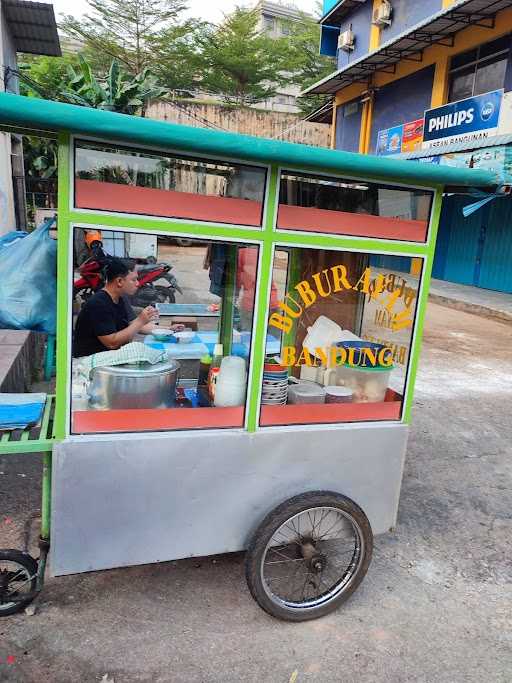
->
[59,0,205,92]
[280,7,336,116]
[19,55,166,116]
[197,7,289,107]
[59,56,166,115]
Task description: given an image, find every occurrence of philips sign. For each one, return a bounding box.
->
[422,90,503,151]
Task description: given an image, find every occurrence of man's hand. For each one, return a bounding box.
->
[171,323,186,332]
[138,306,159,326]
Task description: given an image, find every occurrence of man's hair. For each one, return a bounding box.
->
[104,257,135,283]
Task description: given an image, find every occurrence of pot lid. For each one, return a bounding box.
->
[92,360,180,377]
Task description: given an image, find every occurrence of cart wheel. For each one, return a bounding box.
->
[245,491,373,622]
[0,550,38,616]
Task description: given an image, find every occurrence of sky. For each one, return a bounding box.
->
[48,0,319,23]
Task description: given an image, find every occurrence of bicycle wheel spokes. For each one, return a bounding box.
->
[261,506,363,609]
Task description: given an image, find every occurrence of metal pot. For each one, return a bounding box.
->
[88,360,180,411]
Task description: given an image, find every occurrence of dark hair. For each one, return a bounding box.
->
[104,257,135,282]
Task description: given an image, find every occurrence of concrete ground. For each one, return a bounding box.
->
[1,302,511,682]
[429,277,512,324]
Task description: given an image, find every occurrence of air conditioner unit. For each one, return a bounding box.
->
[338,29,355,52]
[372,0,392,27]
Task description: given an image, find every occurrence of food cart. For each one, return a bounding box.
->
[0,93,502,621]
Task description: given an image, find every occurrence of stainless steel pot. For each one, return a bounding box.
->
[88,360,180,410]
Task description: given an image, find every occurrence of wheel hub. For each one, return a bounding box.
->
[300,541,327,574]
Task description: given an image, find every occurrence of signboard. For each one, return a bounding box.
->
[376,119,424,156]
[402,119,424,153]
[422,89,503,151]
[417,145,512,176]
[376,124,403,156]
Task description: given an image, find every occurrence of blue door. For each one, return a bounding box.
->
[433,195,512,293]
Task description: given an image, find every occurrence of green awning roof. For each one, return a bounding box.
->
[0,93,502,189]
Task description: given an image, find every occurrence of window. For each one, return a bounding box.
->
[71,227,260,434]
[259,247,421,426]
[74,141,267,227]
[448,35,511,102]
[263,15,274,31]
[277,172,433,242]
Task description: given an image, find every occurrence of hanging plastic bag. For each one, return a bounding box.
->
[0,217,57,334]
[0,231,29,251]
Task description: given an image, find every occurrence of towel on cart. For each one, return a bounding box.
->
[76,342,167,377]
[0,393,47,431]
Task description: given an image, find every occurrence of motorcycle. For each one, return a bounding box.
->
[73,241,182,306]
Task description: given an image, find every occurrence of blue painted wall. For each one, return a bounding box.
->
[336,100,363,153]
[379,0,443,44]
[369,65,435,153]
[336,1,373,69]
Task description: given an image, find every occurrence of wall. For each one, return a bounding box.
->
[369,65,435,153]
[379,0,443,44]
[335,100,362,152]
[146,101,331,148]
[0,2,17,235]
[337,0,374,69]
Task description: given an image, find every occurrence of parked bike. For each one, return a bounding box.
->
[73,238,182,306]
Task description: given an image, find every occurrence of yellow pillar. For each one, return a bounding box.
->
[358,100,370,153]
[411,258,422,276]
[431,56,450,108]
[369,0,382,51]
[442,0,456,6]
[330,102,337,149]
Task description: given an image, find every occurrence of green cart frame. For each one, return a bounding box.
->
[0,93,501,621]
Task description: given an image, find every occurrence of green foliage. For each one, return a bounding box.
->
[59,0,205,92]
[197,7,290,106]
[279,9,335,116]
[18,54,80,100]
[58,56,166,114]
[24,137,58,180]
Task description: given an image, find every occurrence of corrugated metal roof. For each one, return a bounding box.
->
[0,92,503,189]
[395,134,512,159]
[304,0,512,95]
[3,0,61,57]
[304,100,334,123]
[320,0,367,26]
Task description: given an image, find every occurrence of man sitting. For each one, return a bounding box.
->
[73,258,182,358]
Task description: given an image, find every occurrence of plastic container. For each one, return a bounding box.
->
[333,364,393,403]
[214,356,247,407]
[335,341,391,368]
[287,381,326,405]
[302,317,362,357]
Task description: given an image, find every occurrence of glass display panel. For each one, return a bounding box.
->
[277,172,433,242]
[74,141,267,227]
[259,247,421,427]
[71,227,260,434]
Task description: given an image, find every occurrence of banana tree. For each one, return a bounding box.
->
[60,56,166,115]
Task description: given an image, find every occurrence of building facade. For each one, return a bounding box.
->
[256,1,311,113]
[305,0,512,293]
[0,0,60,235]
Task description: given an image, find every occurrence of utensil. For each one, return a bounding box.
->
[88,360,180,410]
[174,331,195,344]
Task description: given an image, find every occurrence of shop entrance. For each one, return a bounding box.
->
[433,194,512,293]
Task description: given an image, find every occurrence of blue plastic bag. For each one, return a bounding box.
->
[0,218,57,334]
[0,231,29,251]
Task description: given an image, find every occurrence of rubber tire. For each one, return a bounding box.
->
[245,491,373,622]
[155,285,176,304]
[0,550,38,616]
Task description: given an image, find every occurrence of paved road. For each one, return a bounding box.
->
[1,303,511,682]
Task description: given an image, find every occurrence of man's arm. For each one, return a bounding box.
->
[98,307,156,350]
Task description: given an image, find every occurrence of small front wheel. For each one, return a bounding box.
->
[0,550,38,616]
[245,491,373,622]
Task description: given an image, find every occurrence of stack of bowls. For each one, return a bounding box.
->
[261,362,289,405]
